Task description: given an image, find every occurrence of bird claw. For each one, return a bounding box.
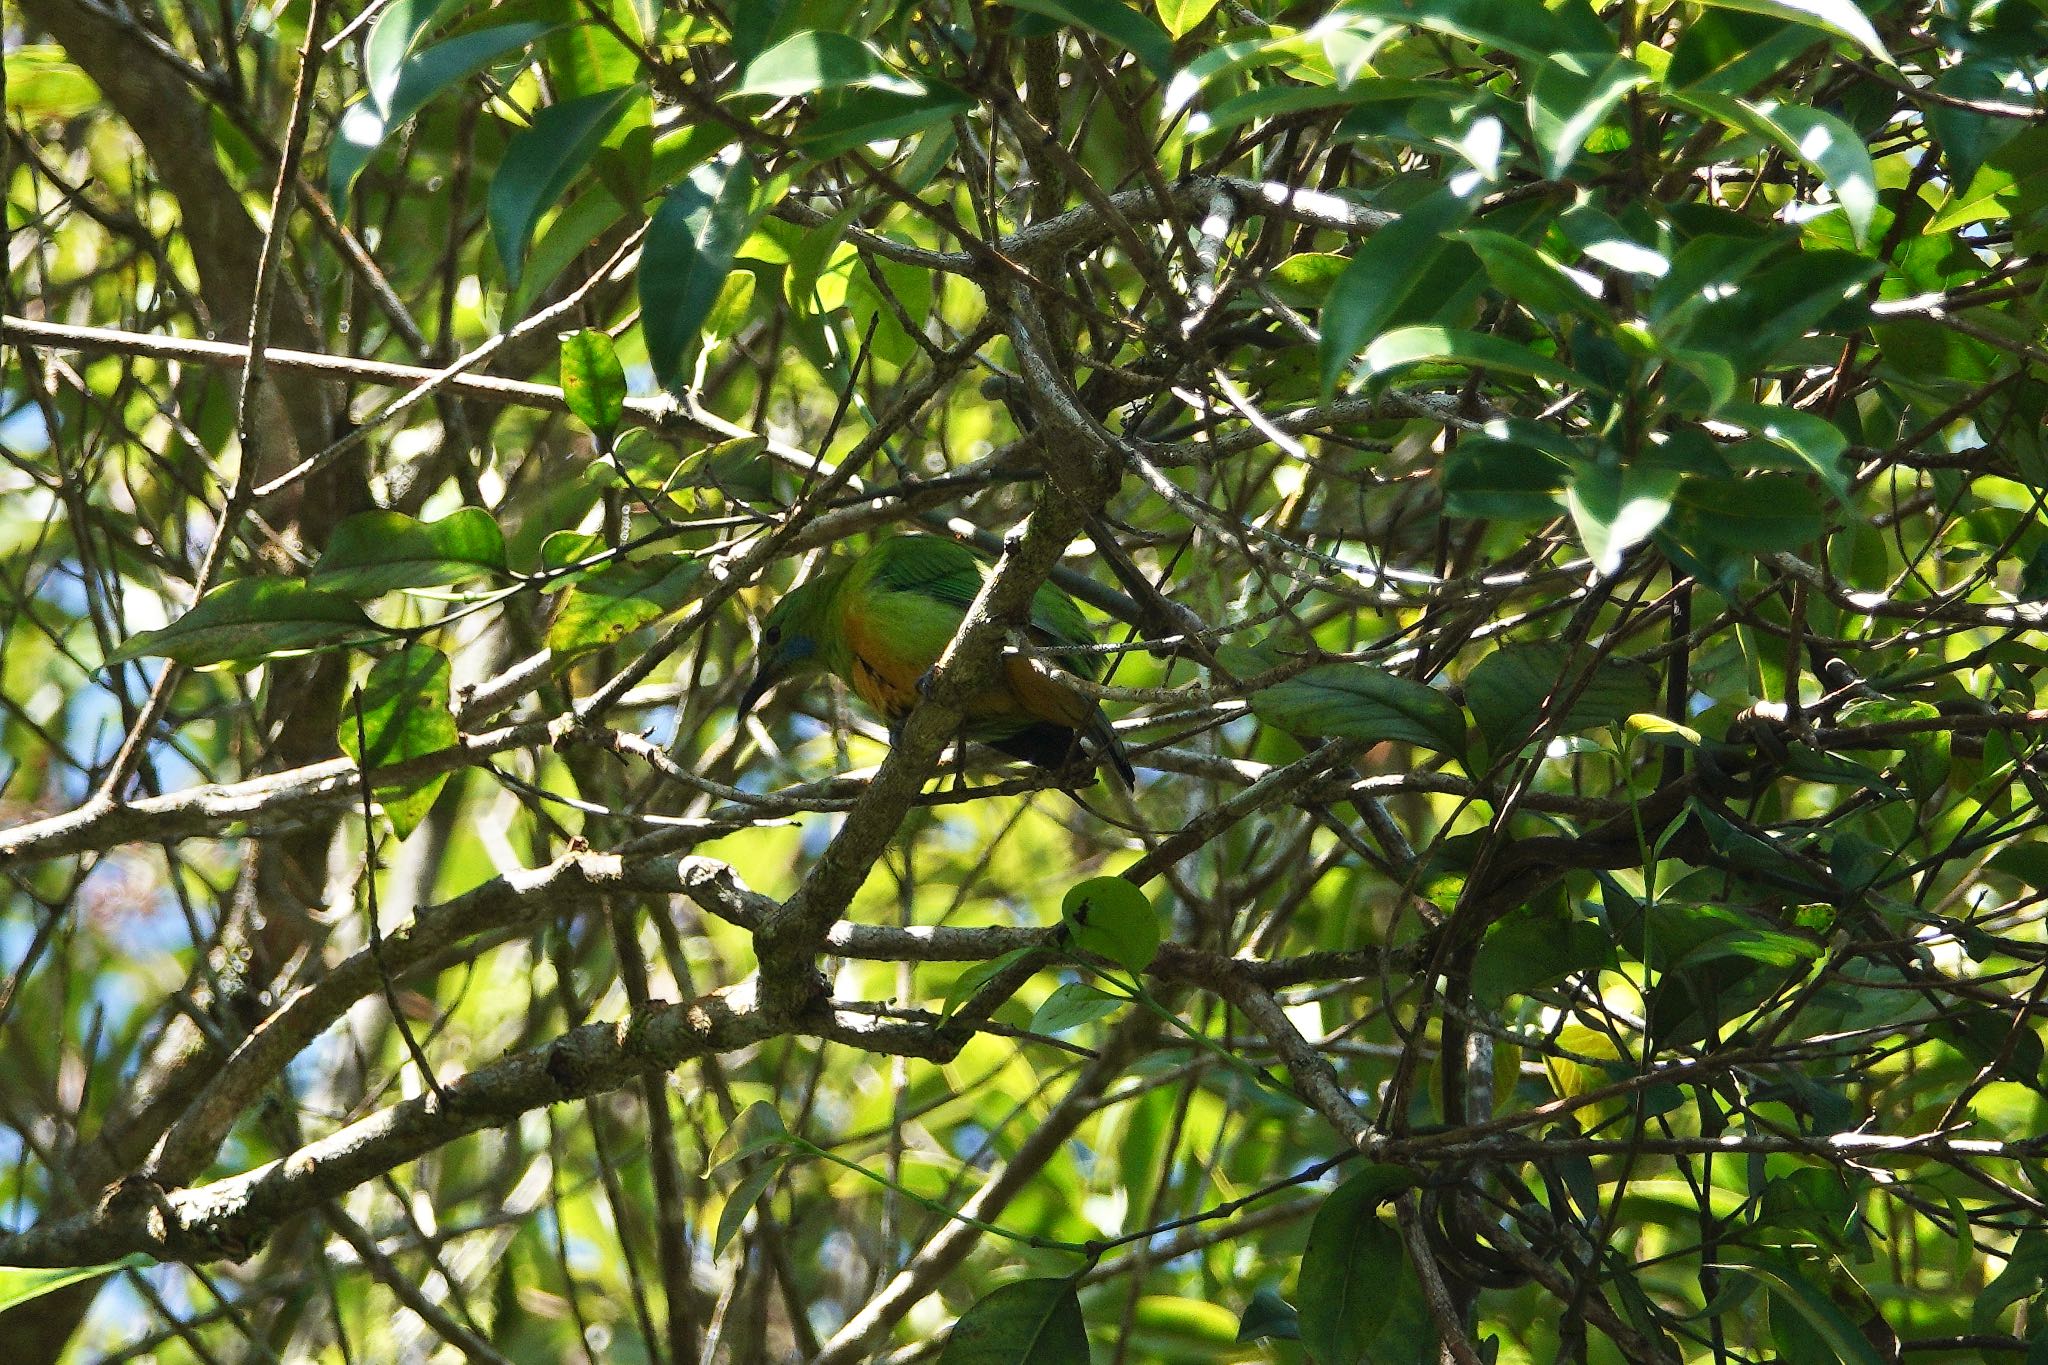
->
[916,668,937,700]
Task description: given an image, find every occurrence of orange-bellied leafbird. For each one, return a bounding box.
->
[738,535,1135,786]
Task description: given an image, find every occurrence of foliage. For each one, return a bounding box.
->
[4,0,2048,1361]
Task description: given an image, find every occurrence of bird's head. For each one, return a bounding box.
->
[737,572,843,719]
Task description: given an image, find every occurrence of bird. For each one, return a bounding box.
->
[737,535,1135,786]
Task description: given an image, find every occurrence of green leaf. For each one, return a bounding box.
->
[1061,877,1160,974]
[1235,1288,1301,1343]
[560,328,628,443]
[735,31,920,98]
[1528,53,1651,180]
[511,122,730,317]
[1465,641,1659,753]
[1675,93,1878,246]
[707,1100,790,1174]
[1320,183,1480,394]
[1265,252,1349,310]
[0,1255,152,1313]
[1297,1166,1420,1365]
[1670,474,1823,554]
[311,508,508,597]
[1441,435,1570,519]
[489,85,641,289]
[1565,462,1678,577]
[1001,0,1174,79]
[539,530,608,573]
[1715,403,1851,494]
[1252,663,1468,756]
[729,0,790,66]
[548,554,705,661]
[330,22,553,205]
[363,0,467,112]
[1473,905,1616,1006]
[1928,125,2048,234]
[713,1156,786,1256]
[1990,844,2048,891]
[1974,1229,2048,1335]
[1030,981,1125,1035]
[107,579,376,667]
[1726,1251,1887,1365]
[640,154,756,389]
[1458,229,1603,318]
[937,1277,1091,1365]
[1157,0,1222,38]
[1362,325,1591,389]
[339,644,459,839]
[1337,0,1576,65]
[943,946,1039,1019]
[795,86,974,157]
[1690,0,1892,66]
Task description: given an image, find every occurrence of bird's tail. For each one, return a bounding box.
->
[1088,710,1136,790]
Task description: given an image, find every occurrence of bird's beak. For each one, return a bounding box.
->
[736,667,776,721]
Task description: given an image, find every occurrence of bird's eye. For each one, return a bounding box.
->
[765,626,782,645]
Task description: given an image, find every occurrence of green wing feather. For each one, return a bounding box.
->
[864,536,1101,679]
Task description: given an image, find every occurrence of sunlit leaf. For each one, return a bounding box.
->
[1061,876,1160,973]
[559,328,628,443]
[736,31,922,98]
[339,644,459,839]
[548,554,705,661]
[330,22,554,205]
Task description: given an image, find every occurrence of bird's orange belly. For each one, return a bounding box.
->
[840,606,1092,732]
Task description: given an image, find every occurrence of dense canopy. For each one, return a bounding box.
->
[5,0,2048,1362]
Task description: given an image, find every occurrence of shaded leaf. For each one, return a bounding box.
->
[1670,474,1823,554]
[641,154,756,389]
[938,1277,1091,1365]
[1566,462,1678,577]
[1691,0,1892,65]
[713,1156,786,1256]
[1363,324,1591,389]
[943,946,1039,1019]
[1030,981,1125,1035]
[490,86,642,289]
[108,579,376,667]
[708,1100,790,1173]
[1676,93,1878,246]
[1236,1288,1301,1343]
[312,508,509,597]
[1321,182,1480,393]
[1727,1251,1888,1365]
[363,0,467,111]
[1528,53,1651,180]
[1002,0,1173,79]
[1251,663,1468,756]
[796,86,974,157]
[1474,905,1616,1006]
[1465,641,1659,752]
[1297,1166,1421,1365]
